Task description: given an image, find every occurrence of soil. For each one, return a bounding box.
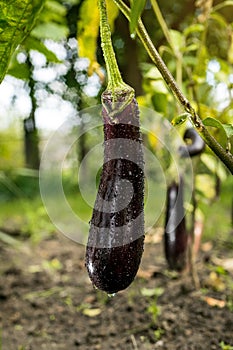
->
[0,231,233,350]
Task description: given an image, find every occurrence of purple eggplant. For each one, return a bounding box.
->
[85,91,144,294]
[164,178,188,271]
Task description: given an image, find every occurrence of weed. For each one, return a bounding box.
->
[220,341,233,350]
[154,328,165,340]
[141,287,164,324]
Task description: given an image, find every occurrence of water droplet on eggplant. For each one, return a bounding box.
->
[107,293,116,298]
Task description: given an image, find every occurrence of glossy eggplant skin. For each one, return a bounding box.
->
[164,129,205,271]
[179,128,205,158]
[85,91,144,294]
[164,178,188,271]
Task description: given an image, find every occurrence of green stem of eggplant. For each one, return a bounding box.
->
[114,0,233,174]
[98,0,134,104]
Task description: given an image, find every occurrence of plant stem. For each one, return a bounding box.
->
[150,0,177,56]
[98,0,130,94]
[114,0,233,174]
[151,0,183,114]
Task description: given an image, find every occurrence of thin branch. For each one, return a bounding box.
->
[114,0,233,174]
[150,0,178,56]
[151,0,183,111]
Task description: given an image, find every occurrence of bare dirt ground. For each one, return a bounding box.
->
[0,231,233,350]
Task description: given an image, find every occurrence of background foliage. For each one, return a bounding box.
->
[0,0,232,244]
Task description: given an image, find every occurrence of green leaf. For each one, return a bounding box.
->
[194,46,209,78]
[31,22,68,41]
[77,0,118,66]
[203,117,233,138]
[129,0,146,38]
[228,32,233,64]
[77,0,99,63]
[210,12,228,28]
[169,29,185,51]
[141,287,164,297]
[151,92,167,113]
[44,0,66,18]
[33,0,68,35]
[106,0,119,32]
[213,0,233,12]
[182,56,198,67]
[36,0,67,25]
[7,49,28,79]
[203,116,224,129]
[0,0,45,84]
[7,62,30,80]
[183,44,199,53]
[144,66,162,80]
[222,124,233,139]
[196,174,216,200]
[150,80,168,94]
[171,113,189,126]
[183,23,204,38]
[24,37,60,62]
[203,117,233,152]
[201,154,227,181]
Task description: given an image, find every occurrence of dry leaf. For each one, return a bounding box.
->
[201,241,213,252]
[137,266,161,279]
[82,308,102,317]
[204,296,225,308]
[83,295,96,304]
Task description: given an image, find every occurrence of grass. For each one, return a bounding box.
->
[0,171,92,243]
[198,175,233,243]
[0,196,56,242]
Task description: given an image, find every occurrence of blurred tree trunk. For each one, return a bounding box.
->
[66,2,88,165]
[23,115,40,170]
[114,14,143,96]
[23,57,40,170]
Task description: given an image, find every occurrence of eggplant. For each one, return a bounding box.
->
[85,0,144,293]
[164,117,205,272]
[85,91,145,294]
[164,178,188,271]
[179,128,205,158]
